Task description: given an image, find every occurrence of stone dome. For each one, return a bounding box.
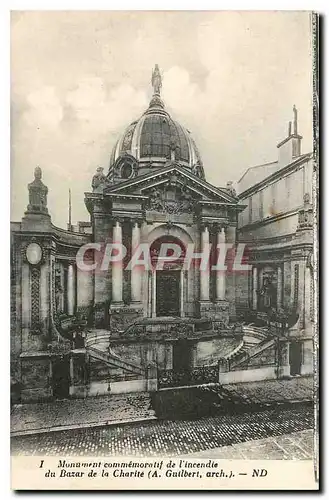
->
[109,65,204,179]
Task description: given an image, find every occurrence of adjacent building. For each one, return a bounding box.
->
[236,106,314,377]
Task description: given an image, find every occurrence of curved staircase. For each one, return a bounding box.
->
[85,331,145,376]
[224,323,271,364]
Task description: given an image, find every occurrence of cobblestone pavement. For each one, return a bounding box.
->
[11,392,155,436]
[223,377,313,404]
[11,404,313,458]
[11,377,313,436]
[183,429,314,460]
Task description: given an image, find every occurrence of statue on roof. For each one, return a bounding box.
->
[92,166,109,191]
[26,166,49,214]
[151,64,162,95]
[226,180,237,197]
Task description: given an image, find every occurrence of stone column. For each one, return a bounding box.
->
[277,266,283,309]
[215,226,226,301]
[67,263,76,316]
[147,363,158,392]
[69,355,74,396]
[131,221,141,303]
[69,355,74,381]
[283,258,291,308]
[112,220,123,305]
[200,225,210,302]
[148,271,152,317]
[93,205,112,326]
[225,225,236,320]
[300,339,313,375]
[40,261,50,326]
[21,263,31,329]
[278,340,290,378]
[180,270,185,317]
[304,264,312,328]
[252,266,258,310]
[151,270,156,317]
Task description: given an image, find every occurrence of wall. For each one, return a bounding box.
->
[238,161,278,194]
[238,159,310,231]
[20,356,52,402]
[70,379,149,397]
[239,213,299,240]
[219,366,276,384]
[235,272,250,313]
[77,266,93,308]
[301,339,313,375]
[92,203,112,310]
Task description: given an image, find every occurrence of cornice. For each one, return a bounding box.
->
[104,193,148,200]
[105,164,238,204]
[238,208,299,231]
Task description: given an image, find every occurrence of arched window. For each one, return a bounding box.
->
[150,235,186,270]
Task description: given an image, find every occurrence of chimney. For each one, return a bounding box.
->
[277,105,302,166]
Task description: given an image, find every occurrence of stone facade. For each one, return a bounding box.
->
[236,107,315,377]
[10,69,244,402]
[10,72,315,403]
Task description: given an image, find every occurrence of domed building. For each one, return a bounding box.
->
[13,66,287,404]
[108,71,205,180]
[85,64,241,326]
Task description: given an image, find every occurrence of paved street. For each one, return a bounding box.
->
[11,392,156,436]
[11,377,313,436]
[184,429,314,460]
[223,376,313,404]
[11,404,314,458]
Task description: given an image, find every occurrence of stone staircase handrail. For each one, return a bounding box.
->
[87,344,145,376]
[230,337,276,369]
[223,340,245,360]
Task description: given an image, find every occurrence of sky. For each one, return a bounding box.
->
[11,11,314,228]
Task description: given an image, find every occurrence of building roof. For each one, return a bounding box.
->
[109,66,204,177]
[238,152,312,198]
[237,160,278,194]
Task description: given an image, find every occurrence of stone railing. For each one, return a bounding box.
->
[228,337,276,370]
[87,344,145,376]
[115,318,242,342]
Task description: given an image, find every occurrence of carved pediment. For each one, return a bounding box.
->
[104,165,238,207]
[145,183,196,215]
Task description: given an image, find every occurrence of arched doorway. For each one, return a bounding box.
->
[150,235,186,318]
[52,355,70,399]
[258,266,278,312]
[289,341,302,376]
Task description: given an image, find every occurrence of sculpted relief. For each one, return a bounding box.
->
[146,185,196,215]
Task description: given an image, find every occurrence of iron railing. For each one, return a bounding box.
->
[158,365,218,389]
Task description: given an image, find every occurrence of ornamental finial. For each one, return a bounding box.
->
[151,64,162,95]
[293,104,298,135]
